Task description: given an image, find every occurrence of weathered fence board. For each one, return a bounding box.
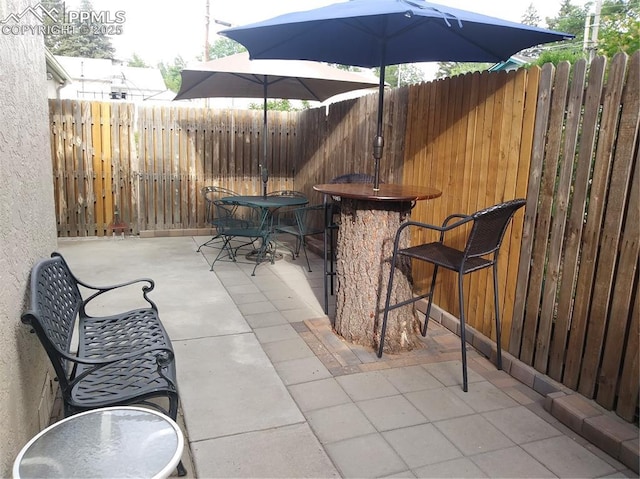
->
[617,293,639,421]
[534,59,586,373]
[579,52,638,398]
[522,62,572,365]
[598,152,638,411]
[548,56,606,381]
[563,53,629,390]
[510,52,639,421]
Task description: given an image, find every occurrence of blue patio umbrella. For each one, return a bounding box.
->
[221,0,574,189]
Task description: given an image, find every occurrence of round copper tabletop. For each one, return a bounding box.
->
[313,183,441,201]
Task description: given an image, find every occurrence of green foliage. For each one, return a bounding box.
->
[544,0,639,60]
[127,53,148,68]
[546,0,590,41]
[435,62,492,79]
[43,0,115,59]
[376,64,425,87]
[330,64,365,72]
[204,37,246,61]
[529,47,587,67]
[596,0,640,56]
[158,56,187,92]
[521,3,542,26]
[248,99,311,111]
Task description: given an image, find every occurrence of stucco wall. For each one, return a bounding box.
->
[0,0,58,475]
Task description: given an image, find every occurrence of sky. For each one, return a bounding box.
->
[82,0,591,66]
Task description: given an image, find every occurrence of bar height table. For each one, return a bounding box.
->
[314,183,441,354]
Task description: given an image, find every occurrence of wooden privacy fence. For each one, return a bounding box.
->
[50,101,136,237]
[509,52,639,422]
[48,52,638,421]
[136,106,301,231]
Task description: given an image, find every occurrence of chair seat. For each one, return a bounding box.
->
[399,243,492,274]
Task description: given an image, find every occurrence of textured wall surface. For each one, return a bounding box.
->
[0,0,58,475]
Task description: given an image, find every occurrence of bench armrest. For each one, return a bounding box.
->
[81,278,158,312]
[50,252,158,311]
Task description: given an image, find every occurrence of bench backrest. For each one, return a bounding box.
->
[22,254,82,389]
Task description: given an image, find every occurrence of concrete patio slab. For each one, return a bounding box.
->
[191,423,339,478]
[174,334,304,442]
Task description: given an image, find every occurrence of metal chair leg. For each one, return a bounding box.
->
[328,226,336,294]
[458,273,468,392]
[493,262,503,370]
[300,239,312,272]
[196,233,222,252]
[422,265,439,336]
[323,200,337,314]
[323,214,330,314]
[378,245,400,357]
[210,236,233,271]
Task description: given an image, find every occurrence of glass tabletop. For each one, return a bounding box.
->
[13,406,183,479]
[221,195,309,208]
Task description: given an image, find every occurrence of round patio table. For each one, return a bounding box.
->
[219,195,309,265]
[313,183,441,354]
[13,406,184,479]
[224,195,309,209]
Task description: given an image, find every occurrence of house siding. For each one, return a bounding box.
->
[0,0,58,475]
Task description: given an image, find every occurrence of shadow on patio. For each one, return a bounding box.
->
[55,236,634,478]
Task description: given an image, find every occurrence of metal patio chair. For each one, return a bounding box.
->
[210,199,272,276]
[267,190,308,228]
[379,199,526,392]
[274,204,325,272]
[197,186,240,252]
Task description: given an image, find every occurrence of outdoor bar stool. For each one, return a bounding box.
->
[323,173,378,314]
[379,199,526,392]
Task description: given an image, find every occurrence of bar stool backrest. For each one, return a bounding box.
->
[329,173,377,184]
[465,199,527,260]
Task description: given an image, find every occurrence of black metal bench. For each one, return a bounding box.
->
[22,252,186,476]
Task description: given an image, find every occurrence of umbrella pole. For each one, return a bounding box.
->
[262,80,268,197]
[373,64,385,191]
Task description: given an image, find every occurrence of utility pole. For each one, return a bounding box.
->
[204,0,210,61]
[584,0,603,61]
[590,0,603,61]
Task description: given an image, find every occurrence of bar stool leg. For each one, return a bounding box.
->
[458,273,468,392]
[422,265,439,336]
[323,202,330,314]
[493,261,503,370]
[378,246,400,357]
